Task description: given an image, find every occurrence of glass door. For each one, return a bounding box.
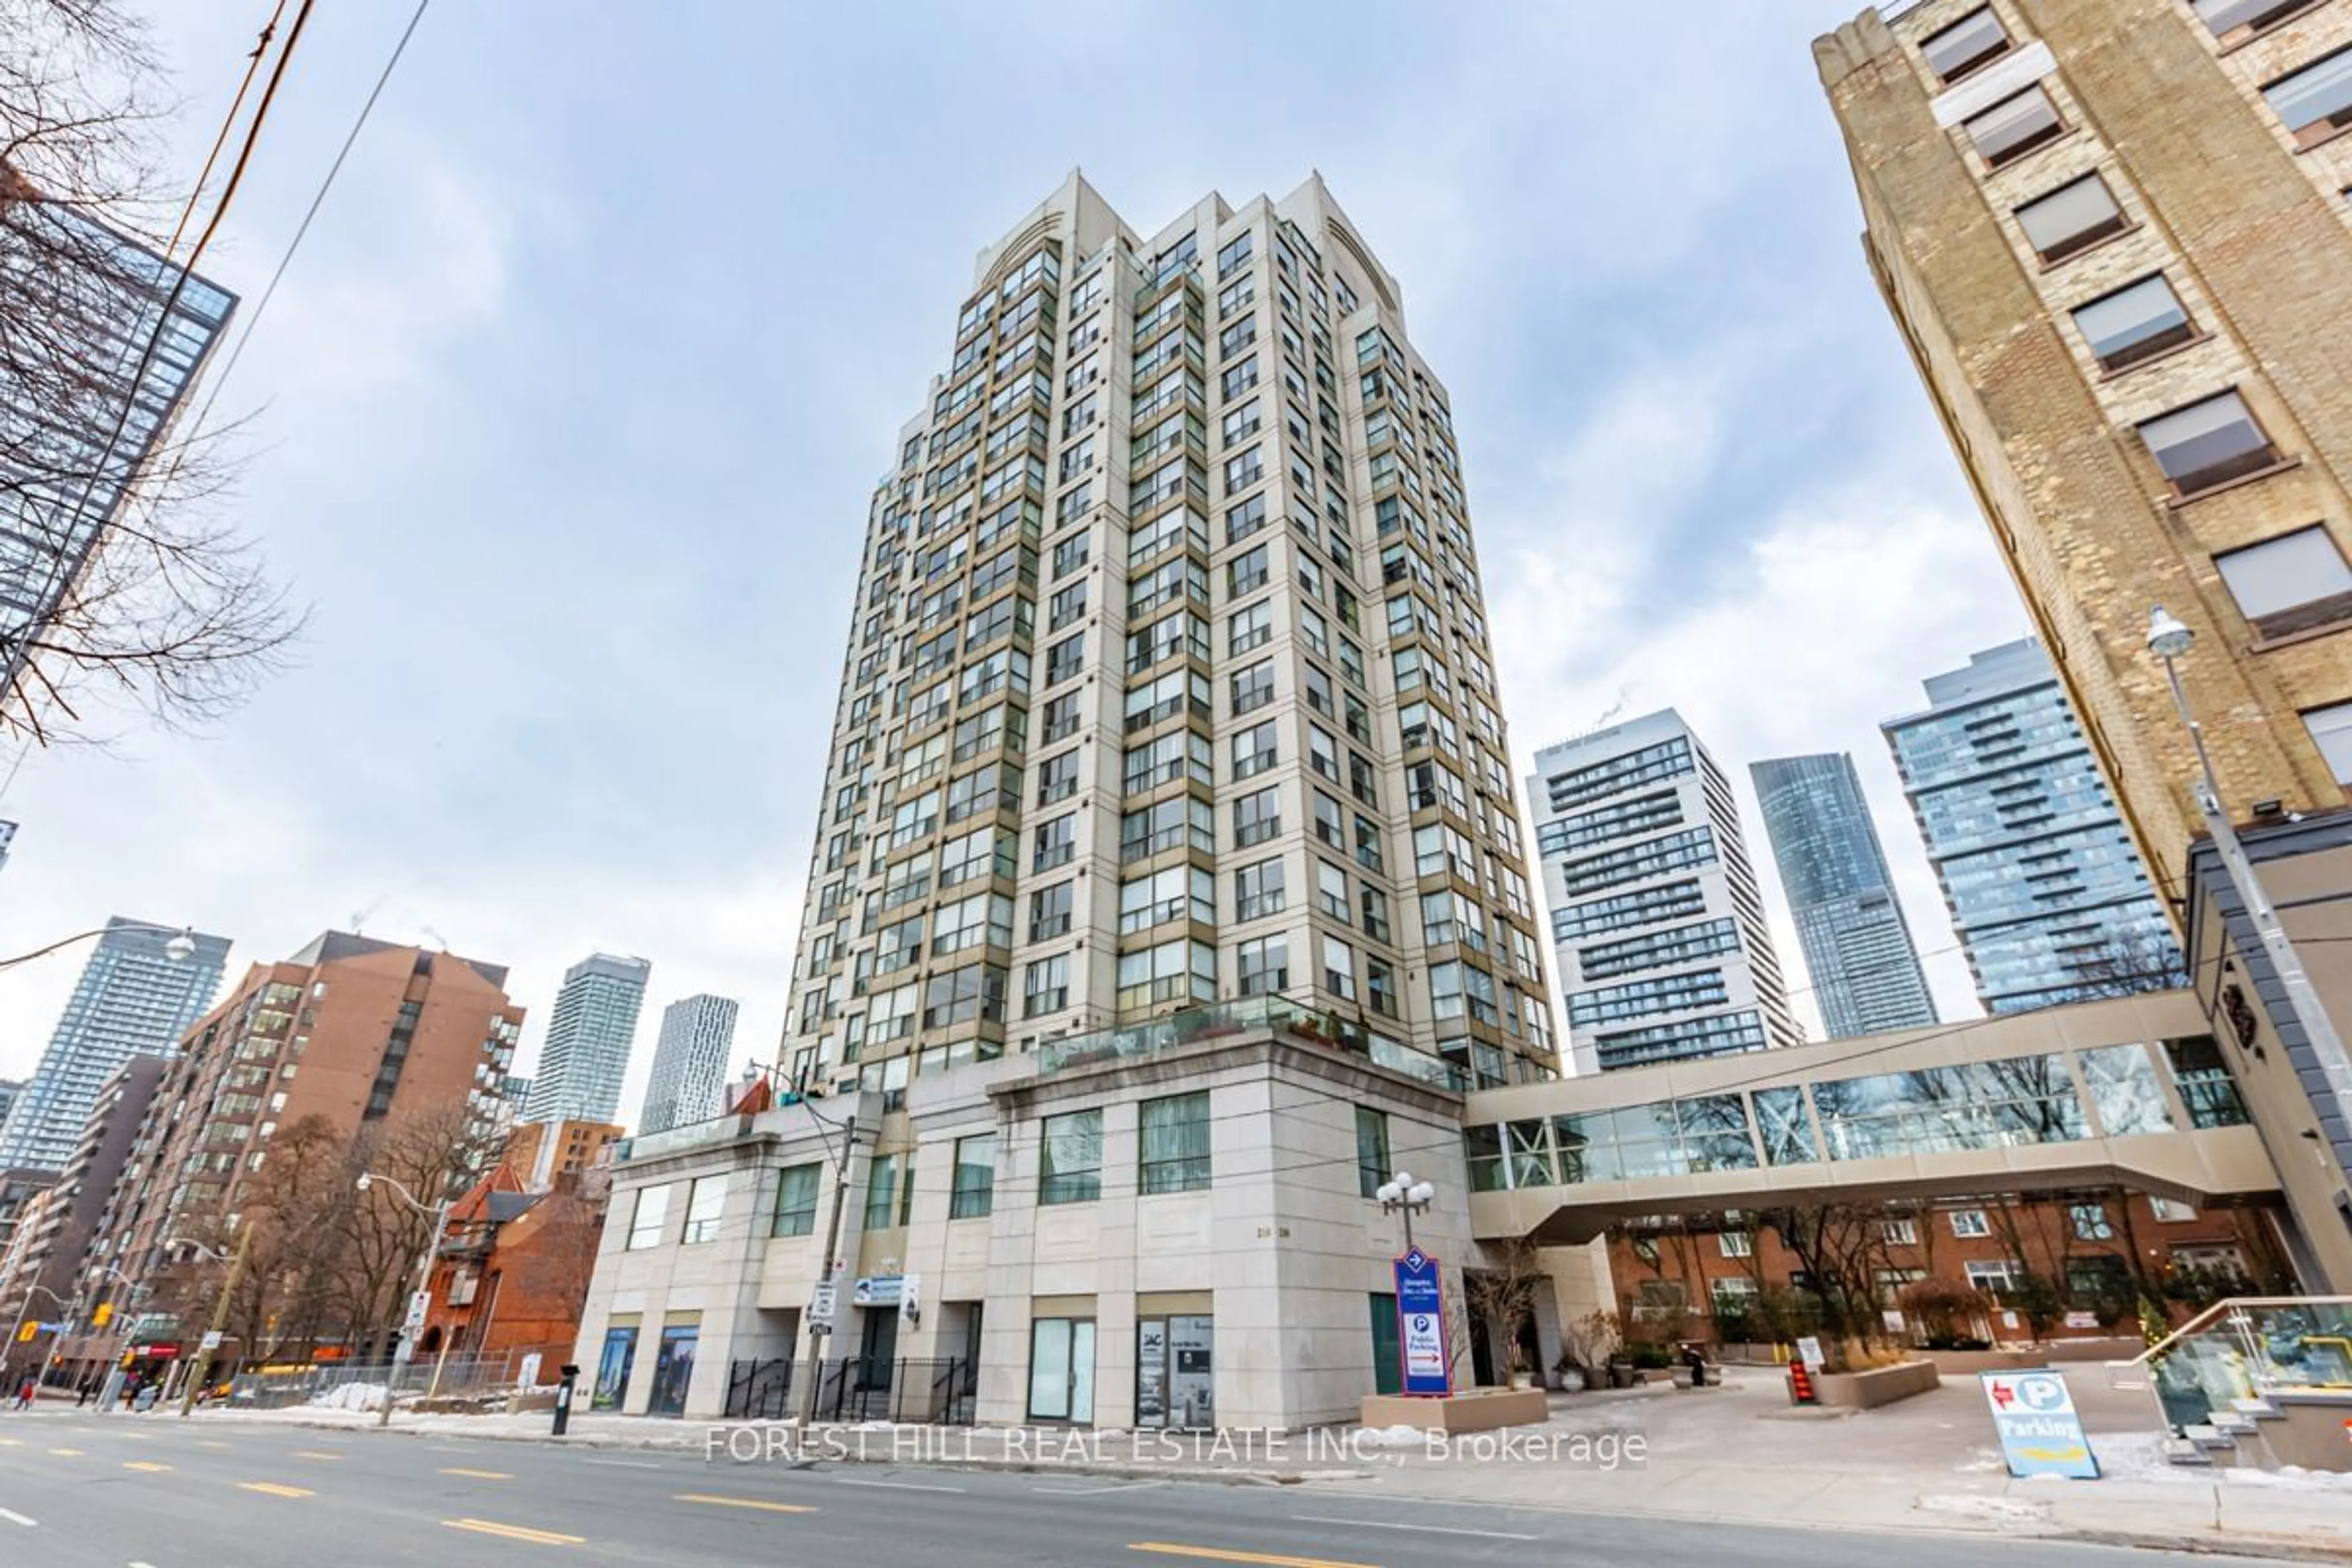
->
[649,1322,699,1417]
[592,1326,637,1411]
[1028,1316,1098,1422]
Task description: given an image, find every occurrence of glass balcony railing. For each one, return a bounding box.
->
[2117,1297,2352,1433]
[1033,995,1464,1090]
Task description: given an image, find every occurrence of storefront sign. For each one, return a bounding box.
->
[1393,1247,1452,1396]
[852,1275,903,1308]
[1981,1371,2100,1479]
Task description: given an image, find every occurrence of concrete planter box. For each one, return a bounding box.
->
[1361,1388,1550,1434]
[1814,1360,1939,1409]
[1921,1348,2041,1375]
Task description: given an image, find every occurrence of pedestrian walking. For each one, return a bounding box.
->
[10,1376,34,1411]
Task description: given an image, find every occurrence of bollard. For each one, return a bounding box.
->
[552,1364,580,1437]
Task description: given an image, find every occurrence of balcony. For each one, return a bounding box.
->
[1032,995,1464,1090]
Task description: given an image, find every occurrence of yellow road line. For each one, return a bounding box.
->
[1128,1546,1381,1568]
[442,1518,584,1545]
[195,1441,228,1450]
[290,1450,342,1461]
[123,1461,173,1473]
[45,1449,81,1458]
[440,1468,514,1480]
[0,1438,18,1447]
[674,1493,818,1514]
[238,1482,314,1499]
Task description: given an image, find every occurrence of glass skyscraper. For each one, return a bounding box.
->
[1750,752,1937,1039]
[0,918,230,1173]
[1882,640,2182,1014]
[638,992,739,1136]
[524,953,651,1126]
[0,206,236,696]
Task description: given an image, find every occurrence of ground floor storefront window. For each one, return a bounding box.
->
[592,1324,638,1410]
[1028,1316,1096,1422]
[1136,1314,1214,1428]
[649,1318,699,1417]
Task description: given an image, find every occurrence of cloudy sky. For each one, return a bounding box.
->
[0,0,2030,1111]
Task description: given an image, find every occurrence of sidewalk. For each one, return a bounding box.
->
[176,1368,2352,1562]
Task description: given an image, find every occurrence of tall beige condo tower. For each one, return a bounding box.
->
[780,170,1555,1099]
[1819,1,2352,1287]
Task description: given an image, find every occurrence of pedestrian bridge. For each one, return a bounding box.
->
[1462,991,2281,1245]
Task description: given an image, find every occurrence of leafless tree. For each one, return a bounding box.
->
[330,1096,500,1361]
[1,0,301,746]
[1463,1238,1549,1380]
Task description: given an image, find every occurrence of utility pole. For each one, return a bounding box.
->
[801,1113,856,1426]
[178,1224,251,1419]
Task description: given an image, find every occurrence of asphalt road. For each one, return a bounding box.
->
[0,1407,2293,1567]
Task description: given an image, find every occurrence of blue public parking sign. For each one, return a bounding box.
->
[1393,1247,1452,1396]
[1981,1371,2100,1479]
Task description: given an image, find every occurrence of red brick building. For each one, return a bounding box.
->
[419,1160,608,1382]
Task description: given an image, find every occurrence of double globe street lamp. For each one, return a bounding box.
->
[1375,1170,1436,1251]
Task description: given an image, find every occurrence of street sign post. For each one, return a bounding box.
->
[809,1281,839,1330]
[1981,1370,2100,1479]
[198,1330,223,1352]
[1392,1246,1452,1397]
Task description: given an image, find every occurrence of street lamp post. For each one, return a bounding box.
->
[0,922,198,974]
[1374,1170,1436,1252]
[2147,606,2352,1148]
[176,1226,251,1418]
[357,1170,453,1429]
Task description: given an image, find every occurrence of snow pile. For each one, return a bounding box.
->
[1915,1493,2051,1524]
[1349,1425,1436,1449]
[2220,1464,2352,1493]
[307,1382,386,1412]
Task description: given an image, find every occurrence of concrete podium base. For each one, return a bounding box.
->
[1360,1387,1550,1433]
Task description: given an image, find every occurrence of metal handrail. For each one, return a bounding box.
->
[2108,1295,2352,1374]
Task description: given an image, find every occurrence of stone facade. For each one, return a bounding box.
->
[574,1027,1524,1430]
[1819,2,2352,911]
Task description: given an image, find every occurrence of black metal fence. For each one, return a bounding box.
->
[723,1357,796,1420]
[723,1355,973,1425]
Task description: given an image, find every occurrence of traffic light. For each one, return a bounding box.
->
[13,1321,33,1343]
[91,1302,112,1328]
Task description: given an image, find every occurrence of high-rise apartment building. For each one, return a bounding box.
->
[1819,3,2352,1284]
[0,919,228,1173]
[578,173,1557,1430]
[525,954,650,1126]
[778,170,1553,1101]
[1884,640,2182,1013]
[1751,752,1939,1038]
[70,932,523,1367]
[1531,711,1800,1074]
[0,1080,19,1137]
[0,202,237,704]
[1,1055,165,1347]
[503,1117,623,1191]
[638,993,739,1135]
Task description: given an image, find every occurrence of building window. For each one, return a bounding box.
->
[1235,858,1286,921]
[1355,1106,1391,1199]
[1232,719,1279,780]
[951,1134,997,1219]
[1965,86,2066,169]
[679,1175,726,1243]
[2300,700,2352,785]
[1950,1208,1990,1240]
[2070,1203,2114,1242]
[2150,1196,2198,1223]
[2072,274,2194,373]
[2195,0,2322,44]
[1234,786,1281,848]
[2215,525,2352,640]
[1138,1091,1212,1194]
[2138,390,2280,497]
[1322,935,1357,1000]
[1119,864,1214,933]
[1237,935,1289,996]
[1038,749,1080,805]
[1965,1259,2018,1293]
[772,1163,820,1237]
[1034,814,1076,872]
[2014,173,2128,265]
[626,1184,671,1250]
[864,1153,901,1231]
[1117,937,1215,1009]
[1023,954,1070,1017]
[1231,660,1275,717]
[2263,47,2352,149]
[1877,1217,1917,1246]
[1040,1110,1102,1204]
[1920,7,2010,85]
[1030,881,1073,941]
[1719,1231,1752,1259]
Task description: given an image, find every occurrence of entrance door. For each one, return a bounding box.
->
[1137,1316,1215,1428]
[1028,1316,1096,1422]
[1367,1293,1401,1396]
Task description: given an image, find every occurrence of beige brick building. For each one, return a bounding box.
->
[1819,1,2352,1284]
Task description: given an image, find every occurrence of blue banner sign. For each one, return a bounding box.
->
[1981,1370,2100,1479]
[1393,1247,1452,1396]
